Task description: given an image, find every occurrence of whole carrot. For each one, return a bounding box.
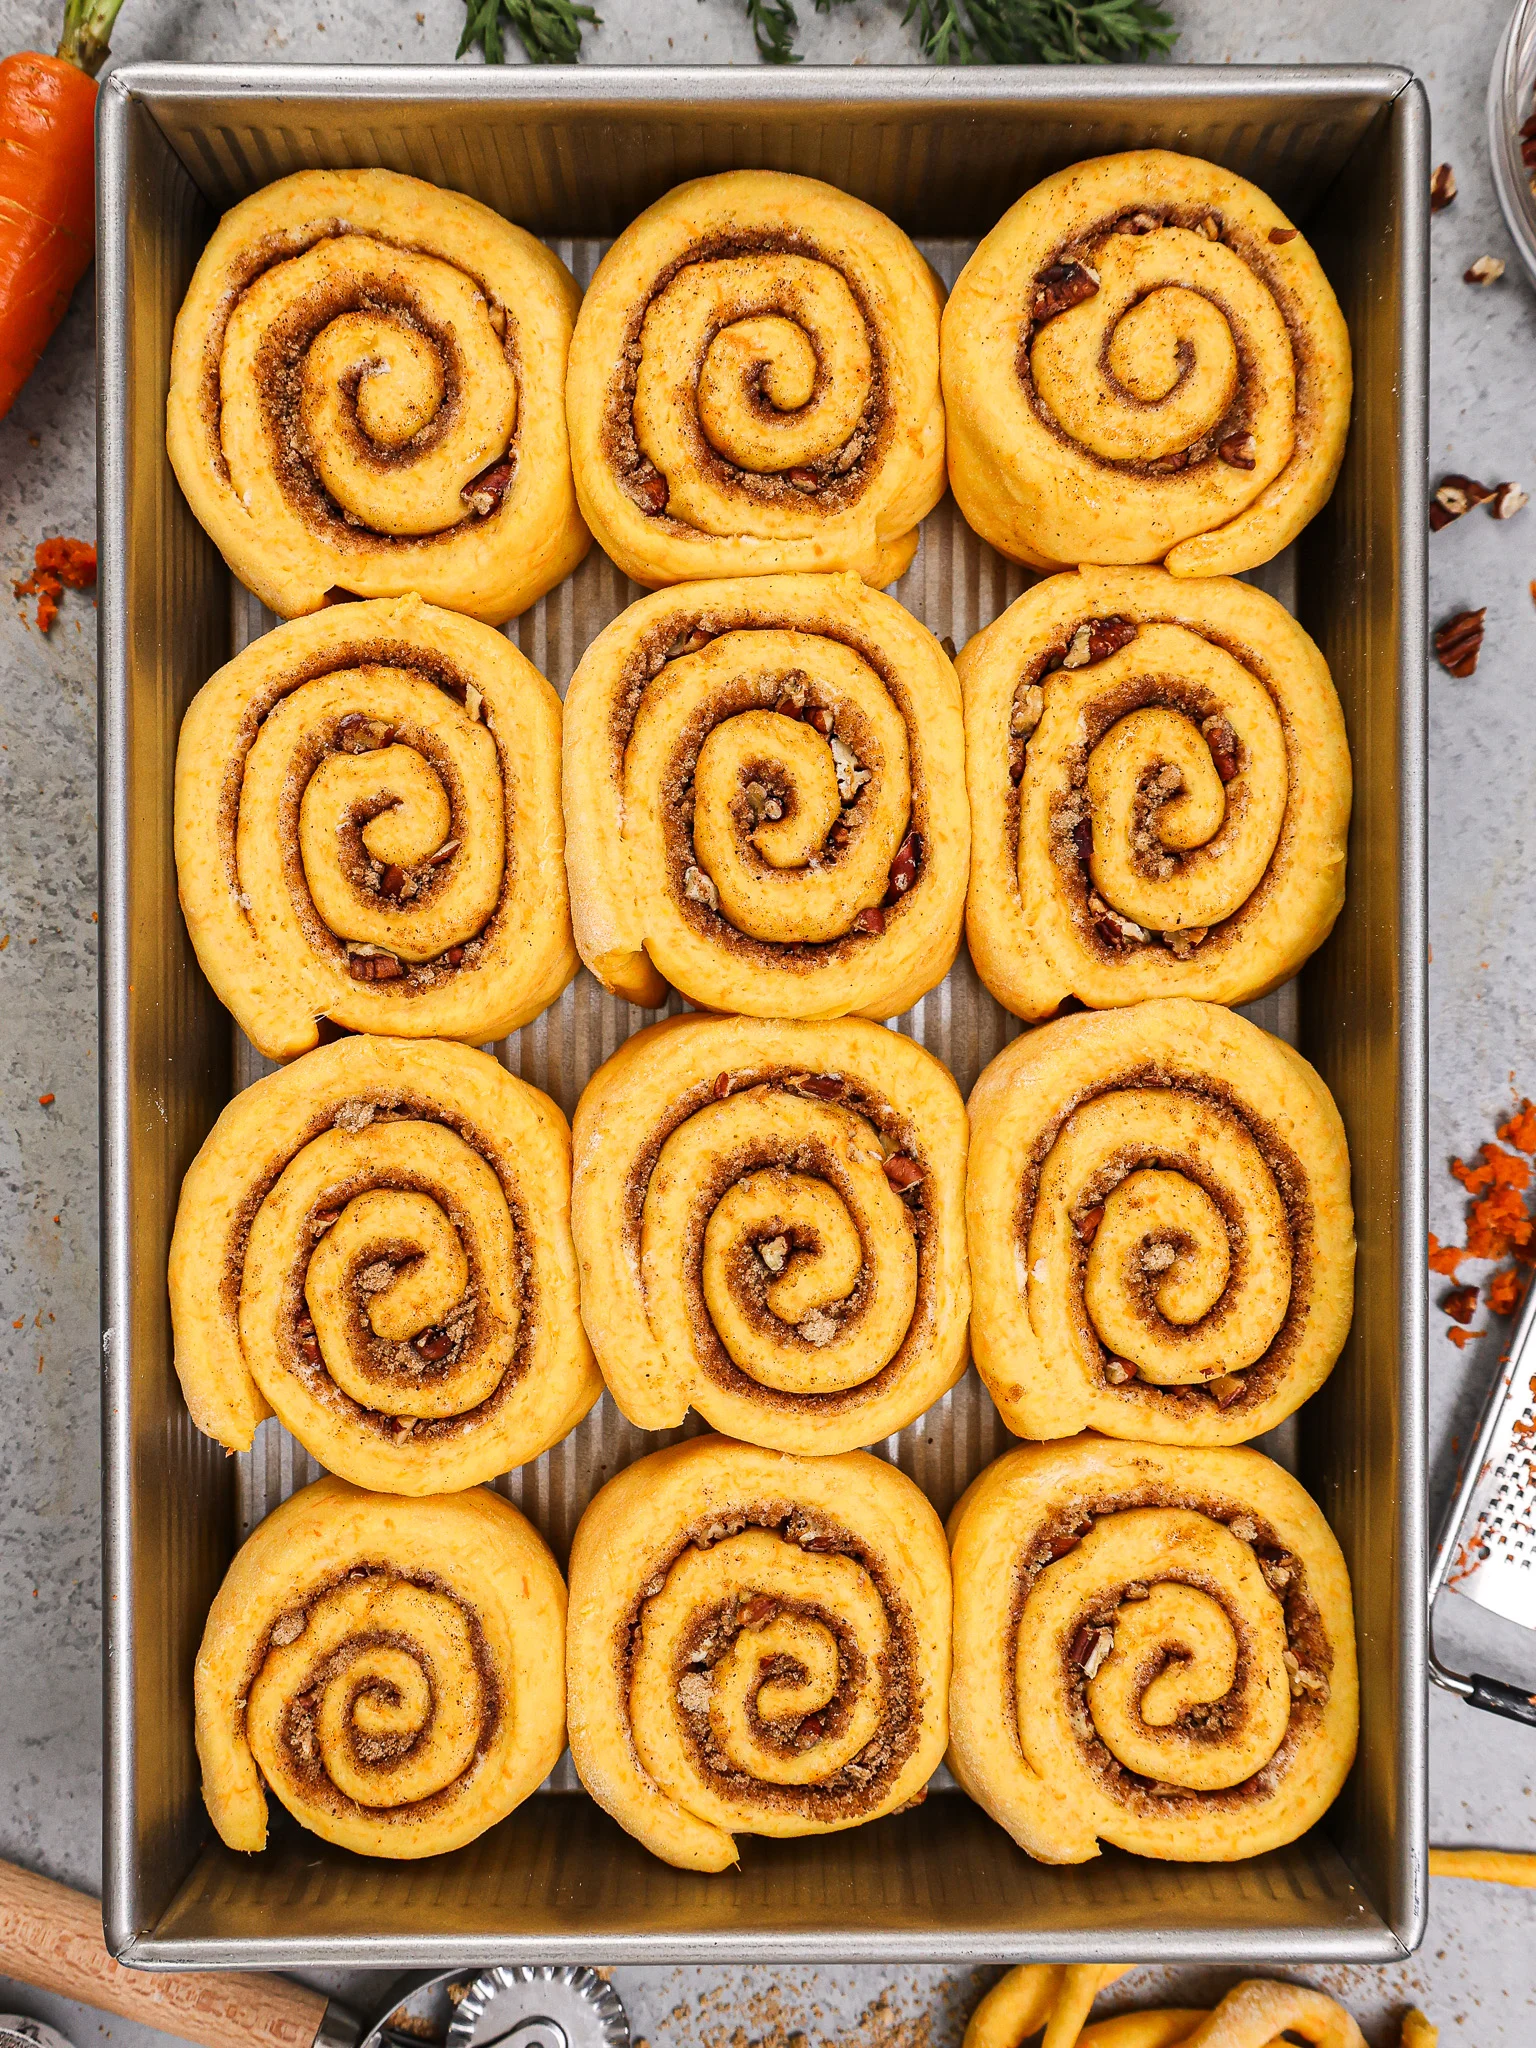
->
[0,0,128,420]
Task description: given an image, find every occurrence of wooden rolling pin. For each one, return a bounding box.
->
[0,1860,355,2048]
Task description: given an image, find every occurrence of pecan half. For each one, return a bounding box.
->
[1032,260,1100,323]
[1430,162,1457,212]
[1434,608,1487,677]
[461,458,515,516]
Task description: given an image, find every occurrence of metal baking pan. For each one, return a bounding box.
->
[98,61,1429,1967]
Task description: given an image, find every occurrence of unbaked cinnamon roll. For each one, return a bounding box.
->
[943,151,1351,578]
[948,1437,1359,1864]
[966,999,1353,1446]
[175,594,575,1061]
[562,572,968,1018]
[960,566,1349,1020]
[566,1435,950,1871]
[965,1968,1364,2048]
[195,1476,565,1858]
[565,171,946,588]
[571,1015,969,1454]
[169,1036,598,1492]
[167,168,588,623]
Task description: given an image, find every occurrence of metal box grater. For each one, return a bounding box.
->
[98,64,1429,1966]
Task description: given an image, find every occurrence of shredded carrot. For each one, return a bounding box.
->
[1487,1267,1525,1316]
[1447,1326,1482,1350]
[12,536,94,631]
[1428,1232,1465,1279]
[1500,1099,1536,1153]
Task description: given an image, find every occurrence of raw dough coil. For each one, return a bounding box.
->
[167,168,588,623]
[960,566,1349,1021]
[562,572,968,1018]
[948,1437,1358,1865]
[565,171,946,588]
[195,1475,565,1858]
[571,1014,969,1454]
[565,1434,951,1871]
[966,999,1353,1446]
[942,150,1351,577]
[175,594,576,1060]
[965,1968,1363,2048]
[169,1036,599,1492]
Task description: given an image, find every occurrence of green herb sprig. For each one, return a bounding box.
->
[455,0,1177,68]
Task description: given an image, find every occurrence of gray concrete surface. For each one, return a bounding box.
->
[2,0,1535,2040]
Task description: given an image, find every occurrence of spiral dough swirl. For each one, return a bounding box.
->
[966,999,1353,1447]
[942,150,1351,578]
[167,168,589,624]
[565,171,946,589]
[571,1015,969,1454]
[175,594,576,1060]
[565,1436,951,1871]
[563,573,968,1019]
[959,566,1350,1022]
[948,1438,1359,1865]
[195,1477,566,1858]
[169,1036,599,1492]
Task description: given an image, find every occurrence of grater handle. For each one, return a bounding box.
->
[1468,1673,1536,1727]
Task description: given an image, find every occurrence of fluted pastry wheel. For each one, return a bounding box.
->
[562,571,967,1019]
[169,1036,598,1493]
[168,168,588,623]
[174,594,575,1060]
[959,566,1349,1021]
[565,1434,951,1871]
[943,150,1351,577]
[948,1437,1358,1864]
[566,170,946,588]
[965,999,1354,1446]
[571,1013,969,1454]
[195,1476,566,1858]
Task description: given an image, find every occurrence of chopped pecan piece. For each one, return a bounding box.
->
[442,945,465,966]
[1147,448,1189,474]
[1198,215,1222,240]
[757,1236,789,1275]
[1434,608,1486,677]
[683,865,720,910]
[1430,162,1457,212]
[1490,481,1529,521]
[1464,255,1506,286]
[461,458,515,516]
[1070,1624,1115,1678]
[1088,891,1147,949]
[628,470,668,514]
[1162,924,1210,959]
[1442,1283,1479,1325]
[1076,1204,1105,1244]
[1431,474,1494,529]
[789,1073,844,1100]
[1102,1357,1134,1385]
[427,838,460,865]
[1268,226,1299,245]
[1073,816,1093,863]
[787,468,821,493]
[336,713,393,754]
[1218,431,1257,470]
[1228,1515,1259,1543]
[348,950,403,982]
[1202,713,1240,781]
[712,1071,732,1099]
[414,1328,453,1362]
[1116,210,1160,235]
[1205,1372,1245,1407]
[1011,681,1045,737]
[887,831,921,898]
[379,863,408,899]
[882,1154,925,1194]
[737,1593,782,1630]
[805,704,835,737]
[1032,260,1100,323]
[850,906,886,936]
[667,625,713,659]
